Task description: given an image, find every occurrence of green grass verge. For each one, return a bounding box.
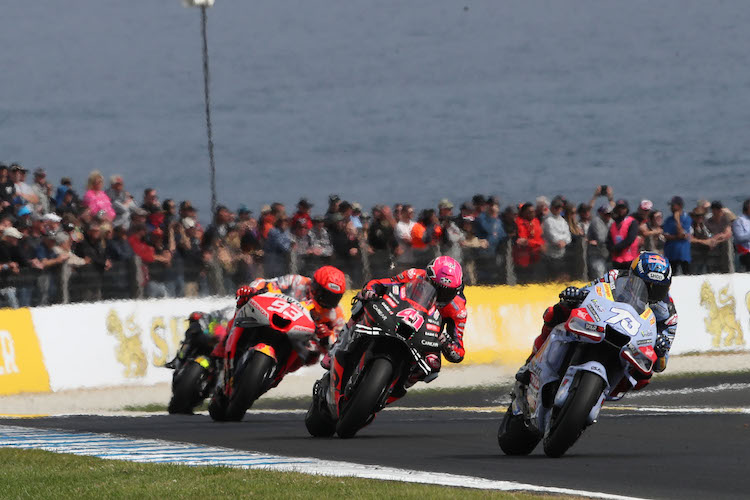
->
[0,448,552,500]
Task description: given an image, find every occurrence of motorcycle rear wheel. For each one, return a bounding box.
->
[335,357,392,439]
[543,371,605,458]
[168,362,206,414]
[224,352,275,422]
[497,406,541,455]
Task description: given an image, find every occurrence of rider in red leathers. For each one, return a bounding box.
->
[222,266,347,371]
[323,256,467,393]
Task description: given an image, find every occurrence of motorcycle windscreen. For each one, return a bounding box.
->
[612,275,649,314]
[403,279,437,312]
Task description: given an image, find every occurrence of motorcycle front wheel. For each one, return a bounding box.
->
[543,371,606,458]
[224,351,275,422]
[305,378,336,437]
[168,361,206,414]
[335,357,393,439]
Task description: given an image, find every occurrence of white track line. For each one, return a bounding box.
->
[0,424,646,500]
[625,382,750,398]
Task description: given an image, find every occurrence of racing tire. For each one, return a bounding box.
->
[167,361,206,414]
[543,371,606,458]
[305,380,336,437]
[208,389,228,422]
[224,352,275,422]
[497,406,542,455]
[335,357,393,439]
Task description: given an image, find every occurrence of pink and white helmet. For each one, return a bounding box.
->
[425,256,463,306]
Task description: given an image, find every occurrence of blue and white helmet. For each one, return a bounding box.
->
[630,252,672,302]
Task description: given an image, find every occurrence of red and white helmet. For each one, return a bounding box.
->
[311,266,346,309]
[425,256,463,306]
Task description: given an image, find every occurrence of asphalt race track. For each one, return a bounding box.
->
[3,373,749,500]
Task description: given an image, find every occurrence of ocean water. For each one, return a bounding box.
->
[2,0,749,221]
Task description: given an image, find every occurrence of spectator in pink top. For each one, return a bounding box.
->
[82,170,115,221]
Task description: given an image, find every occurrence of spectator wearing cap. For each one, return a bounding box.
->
[732,199,750,272]
[706,200,735,244]
[587,204,613,278]
[350,202,363,231]
[634,199,661,250]
[35,230,69,305]
[237,205,253,223]
[689,205,714,274]
[514,202,545,284]
[606,199,640,270]
[663,196,692,275]
[0,165,15,216]
[0,227,24,307]
[542,198,572,281]
[82,170,115,221]
[634,199,653,224]
[11,164,39,206]
[292,198,313,230]
[325,195,341,229]
[32,168,52,214]
[175,216,203,297]
[575,203,592,237]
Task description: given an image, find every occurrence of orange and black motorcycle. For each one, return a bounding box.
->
[306,278,443,438]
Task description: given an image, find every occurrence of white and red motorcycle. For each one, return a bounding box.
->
[498,275,659,457]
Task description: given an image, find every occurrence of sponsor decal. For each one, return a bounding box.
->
[420,340,439,348]
[327,283,341,292]
[456,310,467,320]
[0,309,50,395]
[648,271,665,281]
[699,281,745,348]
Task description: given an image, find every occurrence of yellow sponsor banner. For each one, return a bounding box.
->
[0,309,51,395]
[343,283,580,367]
[460,284,580,366]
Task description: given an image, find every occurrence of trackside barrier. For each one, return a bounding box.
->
[1,274,748,395]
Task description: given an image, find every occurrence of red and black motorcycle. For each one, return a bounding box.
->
[306,278,443,438]
[208,292,317,422]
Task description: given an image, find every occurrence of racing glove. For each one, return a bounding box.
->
[354,283,386,303]
[559,286,586,308]
[654,333,672,359]
[236,285,261,308]
[439,331,463,363]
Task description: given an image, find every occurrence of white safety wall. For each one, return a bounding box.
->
[27,274,749,392]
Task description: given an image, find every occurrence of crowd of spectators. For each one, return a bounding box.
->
[1,161,749,309]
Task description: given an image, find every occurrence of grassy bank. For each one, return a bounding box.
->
[0,448,550,500]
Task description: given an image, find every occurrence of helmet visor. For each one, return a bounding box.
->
[312,282,343,309]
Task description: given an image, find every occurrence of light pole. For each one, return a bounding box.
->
[183,0,217,215]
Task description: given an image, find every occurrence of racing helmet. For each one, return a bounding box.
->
[425,256,463,307]
[630,252,672,303]
[311,266,346,309]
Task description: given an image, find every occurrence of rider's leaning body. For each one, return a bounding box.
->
[230,266,348,364]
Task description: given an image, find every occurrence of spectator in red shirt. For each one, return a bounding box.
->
[292,198,313,230]
[514,202,545,283]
